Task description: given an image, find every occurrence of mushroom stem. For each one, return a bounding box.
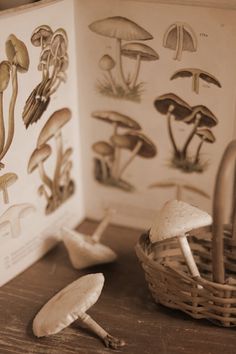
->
[174,24,183,61]
[100,157,108,181]
[2,183,9,204]
[92,209,114,243]
[107,70,117,95]
[118,140,142,179]
[192,73,199,94]
[0,92,5,154]
[38,162,53,191]
[39,185,50,203]
[167,110,179,157]
[0,65,17,162]
[112,147,121,180]
[116,38,129,92]
[130,53,141,89]
[181,115,200,158]
[78,312,125,349]
[194,139,204,164]
[178,234,200,278]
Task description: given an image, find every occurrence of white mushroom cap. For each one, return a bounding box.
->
[150,200,212,243]
[61,227,117,269]
[33,273,104,337]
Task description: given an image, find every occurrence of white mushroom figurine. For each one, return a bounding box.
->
[149,200,212,278]
[33,273,125,349]
[61,208,117,269]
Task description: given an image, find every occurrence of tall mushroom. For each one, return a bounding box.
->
[33,273,125,349]
[92,141,114,181]
[194,127,216,164]
[0,34,29,165]
[163,22,197,61]
[99,55,117,95]
[89,16,153,92]
[121,42,159,89]
[170,68,221,94]
[0,172,18,204]
[154,93,192,159]
[150,200,212,278]
[0,61,11,155]
[37,108,71,200]
[31,25,53,50]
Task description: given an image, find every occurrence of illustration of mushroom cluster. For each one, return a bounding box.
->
[23,25,68,128]
[91,110,157,192]
[89,16,159,102]
[28,108,75,214]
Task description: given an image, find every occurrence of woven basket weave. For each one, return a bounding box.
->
[135,141,236,327]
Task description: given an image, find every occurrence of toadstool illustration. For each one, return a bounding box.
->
[0,203,35,238]
[0,60,11,154]
[62,208,117,269]
[31,25,53,49]
[33,273,125,349]
[149,200,212,278]
[99,55,117,95]
[121,42,159,89]
[163,22,197,61]
[92,141,114,181]
[194,127,215,164]
[170,68,221,94]
[0,172,18,204]
[89,16,153,92]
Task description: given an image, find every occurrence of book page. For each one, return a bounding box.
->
[0,0,84,286]
[75,0,236,229]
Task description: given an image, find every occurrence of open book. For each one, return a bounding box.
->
[0,0,236,286]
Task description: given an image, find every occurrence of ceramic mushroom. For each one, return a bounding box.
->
[62,208,117,269]
[150,200,212,278]
[33,273,125,349]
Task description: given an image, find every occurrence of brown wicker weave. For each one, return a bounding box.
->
[135,140,236,327]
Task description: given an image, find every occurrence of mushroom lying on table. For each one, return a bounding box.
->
[62,208,117,269]
[150,200,212,279]
[33,273,125,349]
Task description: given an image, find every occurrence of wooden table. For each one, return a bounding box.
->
[0,220,236,354]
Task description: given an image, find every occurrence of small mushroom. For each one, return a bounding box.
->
[0,172,18,204]
[62,208,117,269]
[38,185,50,204]
[170,68,221,94]
[33,273,125,349]
[50,28,68,59]
[0,203,35,238]
[92,141,114,181]
[150,200,212,278]
[31,25,53,49]
[163,22,197,61]
[99,55,117,94]
[121,42,159,89]
[194,127,216,164]
[0,61,11,154]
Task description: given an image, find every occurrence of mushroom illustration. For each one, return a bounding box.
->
[181,105,218,159]
[121,42,159,89]
[33,273,125,349]
[149,178,210,200]
[62,208,117,269]
[99,55,117,95]
[0,172,18,204]
[194,127,216,164]
[38,185,50,205]
[0,60,11,154]
[37,108,71,198]
[61,147,73,166]
[170,68,221,94]
[92,141,114,181]
[89,16,153,92]
[149,200,212,278]
[163,22,197,61]
[154,93,192,158]
[111,131,157,179]
[31,25,53,49]
[0,35,29,167]
[28,144,52,191]
[0,203,35,238]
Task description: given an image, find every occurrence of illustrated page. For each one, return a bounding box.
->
[0,0,85,286]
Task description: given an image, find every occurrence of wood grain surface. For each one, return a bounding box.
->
[0,219,236,354]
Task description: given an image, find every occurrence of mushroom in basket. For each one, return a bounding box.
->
[149,200,212,278]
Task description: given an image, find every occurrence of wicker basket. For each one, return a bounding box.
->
[135,140,236,327]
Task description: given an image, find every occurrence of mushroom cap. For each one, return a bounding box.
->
[0,173,18,188]
[37,108,71,147]
[0,61,11,92]
[99,54,116,71]
[171,68,221,88]
[154,93,192,120]
[92,110,141,130]
[112,131,157,158]
[31,25,53,47]
[28,144,52,173]
[50,28,68,58]
[163,22,197,52]
[196,127,216,143]
[149,199,212,243]
[5,34,29,72]
[89,16,153,41]
[121,42,159,61]
[33,273,105,337]
[62,227,117,270]
[184,105,218,127]
[92,141,114,157]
